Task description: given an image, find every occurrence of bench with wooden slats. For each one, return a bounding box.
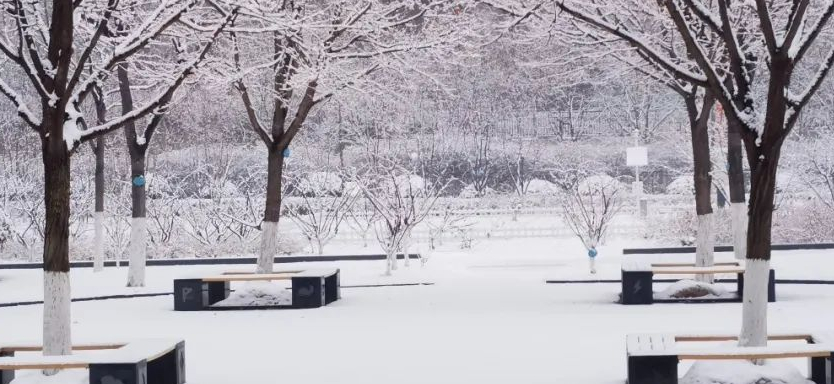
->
[627,333,834,384]
[621,261,775,305]
[0,339,185,384]
[173,268,341,311]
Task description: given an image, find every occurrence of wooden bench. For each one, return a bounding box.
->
[0,339,184,384]
[621,261,775,305]
[627,333,834,384]
[173,268,340,311]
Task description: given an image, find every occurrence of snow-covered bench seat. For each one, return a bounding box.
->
[620,261,775,305]
[173,268,340,311]
[0,339,185,384]
[627,333,834,384]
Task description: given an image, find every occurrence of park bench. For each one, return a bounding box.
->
[173,268,341,311]
[627,333,834,384]
[621,261,775,304]
[0,339,184,384]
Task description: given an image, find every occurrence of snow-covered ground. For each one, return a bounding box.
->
[2,236,834,383]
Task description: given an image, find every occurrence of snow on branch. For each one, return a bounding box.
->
[67,6,239,151]
[0,77,40,129]
[552,0,709,86]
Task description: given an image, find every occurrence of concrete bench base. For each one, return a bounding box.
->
[621,266,775,305]
[0,340,185,384]
[173,269,340,311]
[627,333,834,384]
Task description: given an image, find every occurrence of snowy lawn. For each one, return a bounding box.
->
[2,237,834,383]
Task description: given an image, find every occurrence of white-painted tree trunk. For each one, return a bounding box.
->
[257,221,279,273]
[739,258,770,352]
[126,218,147,287]
[589,257,596,274]
[403,236,411,268]
[695,213,715,283]
[93,212,104,272]
[732,204,748,260]
[385,249,395,276]
[43,271,71,374]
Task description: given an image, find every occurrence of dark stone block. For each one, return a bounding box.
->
[622,270,654,305]
[205,281,230,306]
[292,276,325,308]
[173,279,204,311]
[324,270,340,304]
[147,342,185,384]
[0,350,14,384]
[808,353,829,384]
[90,361,147,384]
[627,355,678,384]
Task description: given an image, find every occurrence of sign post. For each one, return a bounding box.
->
[626,130,649,217]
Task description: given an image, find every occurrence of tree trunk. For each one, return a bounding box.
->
[739,147,780,349]
[727,118,748,260]
[403,234,411,268]
[92,86,107,272]
[126,151,147,287]
[42,139,72,360]
[93,137,105,272]
[258,150,284,273]
[687,94,715,282]
[385,248,395,276]
[119,64,149,287]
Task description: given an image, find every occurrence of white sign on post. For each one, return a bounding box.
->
[626,147,648,167]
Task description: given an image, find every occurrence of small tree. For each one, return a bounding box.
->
[561,175,624,274]
[286,171,358,255]
[354,158,448,275]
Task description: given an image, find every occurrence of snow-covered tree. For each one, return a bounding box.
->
[543,0,834,349]
[0,0,233,361]
[209,0,464,273]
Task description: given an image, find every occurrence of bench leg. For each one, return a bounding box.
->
[292,276,325,308]
[147,341,186,384]
[205,281,230,306]
[627,355,678,384]
[90,360,148,384]
[324,270,340,305]
[173,279,204,311]
[622,271,653,305]
[808,353,830,384]
[0,350,13,384]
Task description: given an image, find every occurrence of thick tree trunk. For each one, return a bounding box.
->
[686,94,715,282]
[258,150,284,273]
[126,152,147,287]
[92,86,107,272]
[119,64,149,287]
[93,138,105,272]
[42,140,72,360]
[727,118,748,260]
[739,147,780,349]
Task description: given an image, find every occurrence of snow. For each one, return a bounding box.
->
[62,104,83,151]
[4,238,834,383]
[525,179,558,195]
[655,279,732,300]
[681,360,813,384]
[9,369,87,384]
[297,171,343,195]
[212,282,292,307]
